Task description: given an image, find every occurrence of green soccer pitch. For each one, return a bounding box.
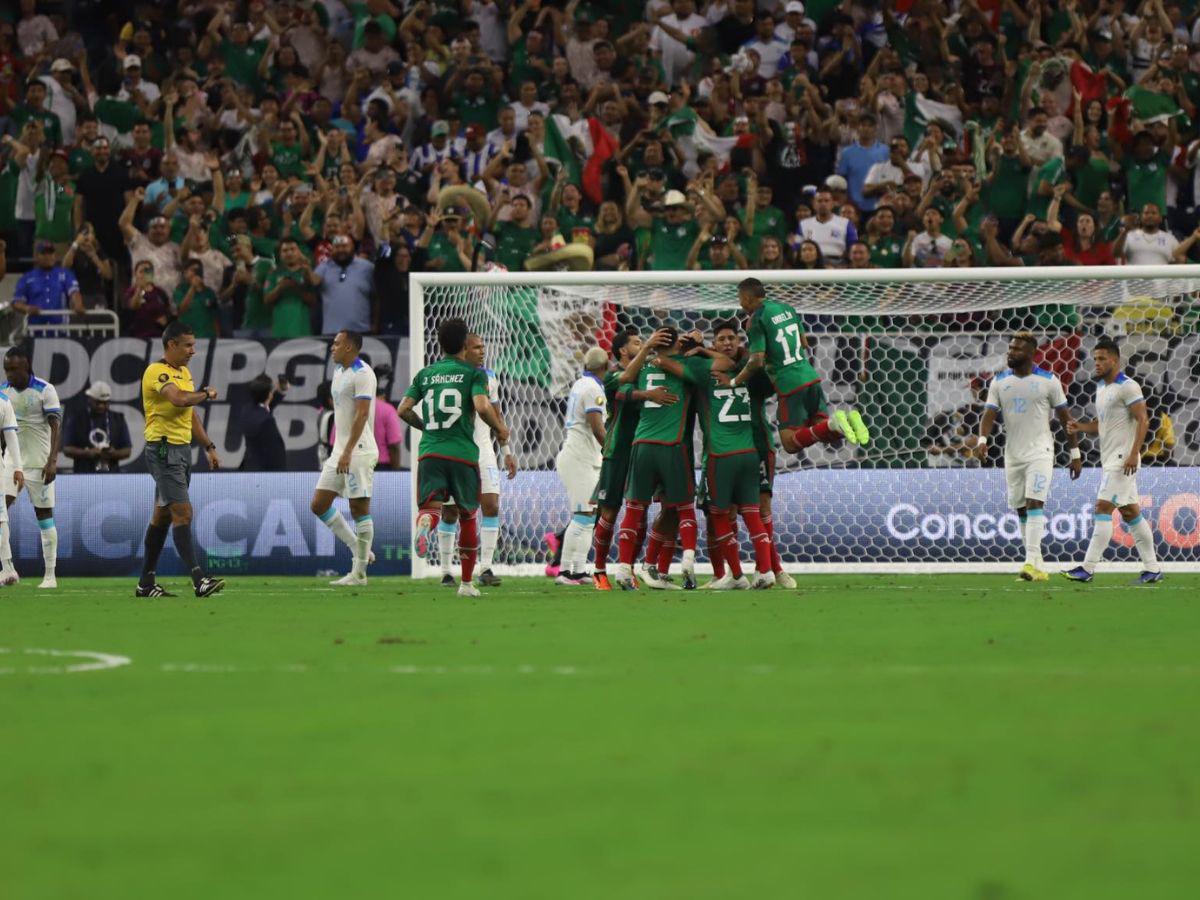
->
[3,574,1198,900]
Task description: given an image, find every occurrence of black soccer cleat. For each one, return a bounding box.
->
[477,569,502,587]
[194,576,225,598]
[135,582,176,598]
[440,574,456,587]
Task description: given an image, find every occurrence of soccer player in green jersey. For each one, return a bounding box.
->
[590,327,676,590]
[653,330,778,589]
[731,277,870,452]
[612,327,710,591]
[398,318,510,597]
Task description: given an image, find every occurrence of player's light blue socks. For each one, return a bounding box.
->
[1127,513,1161,573]
[317,507,356,554]
[438,520,457,574]
[37,517,57,577]
[480,515,500,571]
[1083,513,1113,573]
[353,515,373,577]
[1024,508,1045,566]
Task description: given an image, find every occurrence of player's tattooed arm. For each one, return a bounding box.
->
[396,396,424,431]
[731,351,765,387]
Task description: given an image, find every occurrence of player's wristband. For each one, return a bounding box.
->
[205,443,215,451]
[498,443,509,453]
[1070,448,1081,461]
[976,436,987,448]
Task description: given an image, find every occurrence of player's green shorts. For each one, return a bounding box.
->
[757,448,775,495]
[417,455,480,511]
[703,451,760,510]
[625,442,694,505]
[592,453,631,508]
[778,379,828,428]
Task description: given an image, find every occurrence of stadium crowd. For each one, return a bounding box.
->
[2,0,1200,340]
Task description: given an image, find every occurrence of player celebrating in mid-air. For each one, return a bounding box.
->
[976,333,1081,581]
[590,327,676,591]
[1063,338,1162,584]
[309,331,377,586]
[435,338,516,588]
[655,327,776,589]
[552,346,610,585]
[399,319,509,597]
[0,346,63,588]
[612,327,708,591]
[731,277,869,453]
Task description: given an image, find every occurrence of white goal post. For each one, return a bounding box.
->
[409,266,1200,576]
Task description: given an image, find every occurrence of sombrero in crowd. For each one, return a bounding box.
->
[525,234,594,271]
[436,184,491,227]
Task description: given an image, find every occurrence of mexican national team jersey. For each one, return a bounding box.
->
[2,377,61,469]
[984,367,1068,464]
[745,367,777,455]
[330,357,378,458]
[747,299,820,395]
[632,355,708,445]
[601,370,638,461]
[1095,373,1144,470]
[404,357,490,463]
[692,357,756,457]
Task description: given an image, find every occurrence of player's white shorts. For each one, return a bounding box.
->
[1097,469,1138,508]
[1005,458,1053,509]
[555,448,601,512]
[2,466,55,508]
[315,453,375,499]
[478,443,500,496]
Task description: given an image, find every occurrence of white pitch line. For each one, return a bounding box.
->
[0,647,131,675]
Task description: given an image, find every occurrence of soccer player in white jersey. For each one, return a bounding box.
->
[0,347,62,588]
[309,331,377,586]
[1063,338,1162,584]
[553,347,608,585]
[0,388,24,586]
[976,333,1081,581]
[437,335,516,587]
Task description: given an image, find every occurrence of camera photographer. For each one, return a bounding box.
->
[63,382,132,474]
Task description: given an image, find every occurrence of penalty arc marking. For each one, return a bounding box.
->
[0,648,132,675]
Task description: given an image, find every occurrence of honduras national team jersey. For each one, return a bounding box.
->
[561,372,606,463]
[984,367,1067,464]
[2,377,61,469]
[1096,373,1144,470]
[330,358,378,458]
[472,368,499,451]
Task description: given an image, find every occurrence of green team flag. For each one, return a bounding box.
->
[543,115,582,186]
[1124,84,1189,128]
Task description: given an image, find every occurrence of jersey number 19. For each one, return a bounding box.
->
[423,390,463,430]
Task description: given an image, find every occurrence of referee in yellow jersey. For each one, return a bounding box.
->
[137,322,225,598]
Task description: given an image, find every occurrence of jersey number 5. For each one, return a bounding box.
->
[423,390,463,430]
[774,322,805,366]
[643,372,667,408]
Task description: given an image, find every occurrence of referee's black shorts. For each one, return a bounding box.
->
[145,441,192,507]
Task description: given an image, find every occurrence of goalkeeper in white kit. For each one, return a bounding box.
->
[976,333,1081,581]
[1063,338,1162,584]
[553,347,609,584]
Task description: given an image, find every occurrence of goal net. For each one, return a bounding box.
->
[409,267,1200,575]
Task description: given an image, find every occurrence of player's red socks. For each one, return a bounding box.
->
[677,505,697,552]
[419,507,441,531]
[458,510,478,583]
[645,528,666,569]
[618,502,647,565]
[740,506,772,574]
[709,510,742,578]
[792,417,838,448]
[592,516,614,573]
[763,514,784,573]
[707,516,726,579]
[657,539,675,575]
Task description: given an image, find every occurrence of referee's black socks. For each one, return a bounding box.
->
[172,523,204,586]
[140,522,170,588]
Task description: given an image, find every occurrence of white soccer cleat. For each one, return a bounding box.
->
[38,574,57,589]
[457,581,481,598]
[367,551,376,566]
[613,564,637,591]
[1,569,19,586]
[704,573,750,591]
[774,570,797,589]
[637,563,662,589]
[330,573,368,586]
[751,572,776,590]
[555,573,586,586]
